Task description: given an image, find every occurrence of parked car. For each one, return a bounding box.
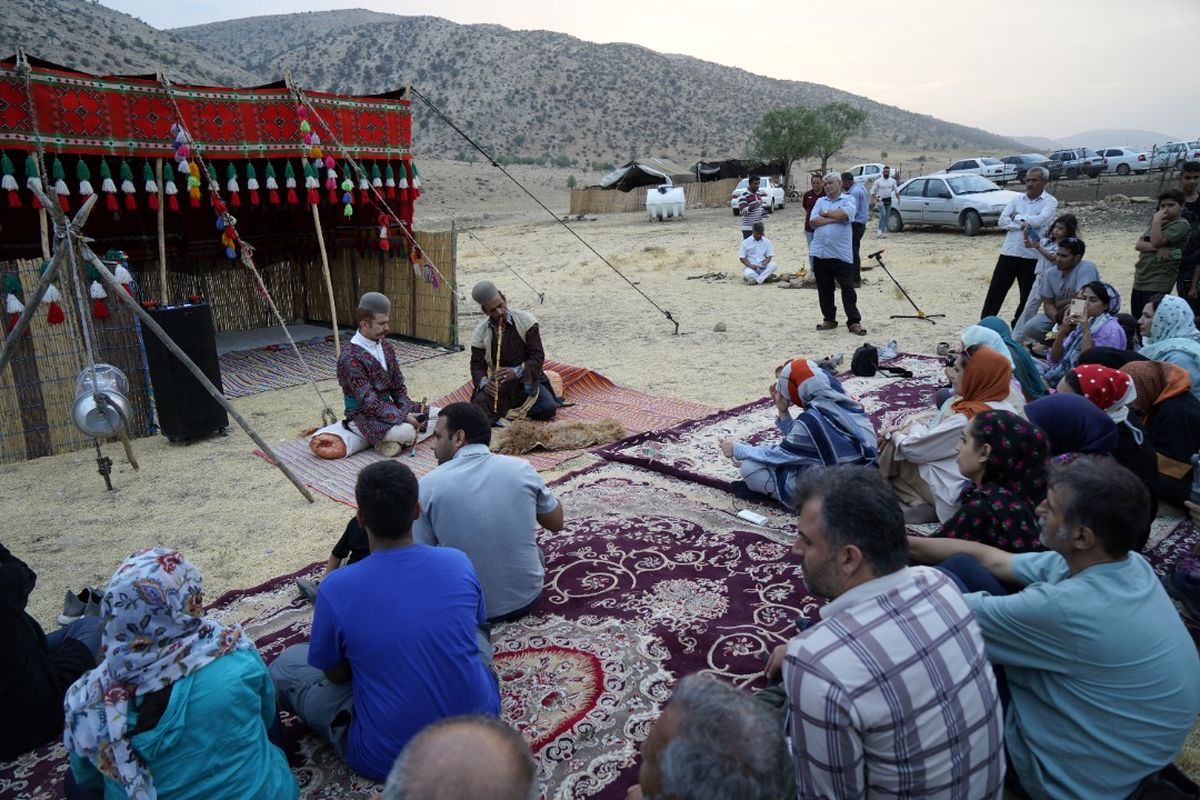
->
[729,176,786,215]
[942,157,1017,184]
[1096,147,1149,176]
[1149,140,1200,170]
[844,163,888,184]
[999,153,1064,182]
[1047,148,1107,179]
[886,173,1020,237]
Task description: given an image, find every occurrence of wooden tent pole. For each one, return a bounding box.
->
[311,203,340,356]
[38,208,50,260]
[155,157,167,303]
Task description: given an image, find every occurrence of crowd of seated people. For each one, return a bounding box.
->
[4,169,1200,799]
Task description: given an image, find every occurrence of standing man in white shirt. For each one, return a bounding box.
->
[870,166,899,238]
[739,222,778,285]
[981,167,1059,328]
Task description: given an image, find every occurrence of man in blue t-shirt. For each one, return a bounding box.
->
[810,173,866,335]
[270,461,500,781]
[908,457,1200,800]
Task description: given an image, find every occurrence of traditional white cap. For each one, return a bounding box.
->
[358,291,390,314]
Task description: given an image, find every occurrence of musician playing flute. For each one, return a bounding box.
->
[469,281,558,425]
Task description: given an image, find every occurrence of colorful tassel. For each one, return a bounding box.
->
[246,162,260,205]
[90,280,109,319]
[98,159,119,211]
[284,161,298,205]
[76,158,94,197]
[409,161,421,199]
[143,163,159,210]
[188,161,202,208]
[371,163,383,189]
[385,163,396,200]
[114,263,134,294]
[164,172,179,212]
[398,161,410,201]
[52,156,70,211]
[358,169,370,204]
[2,153,19,208]
[264,162,279,205]
[119,159,136,210]
[4,272,25,334]
[226,163,241,207]
[303,160,318,205]
[25,155,43,209]
[43,282,64,324]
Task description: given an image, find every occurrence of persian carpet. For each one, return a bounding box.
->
[219,336,452,399]
[255,363,714,507]
[598,353,946,492]
[0,462,801,799]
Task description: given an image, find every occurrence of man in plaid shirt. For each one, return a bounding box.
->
[766,466,1004,799]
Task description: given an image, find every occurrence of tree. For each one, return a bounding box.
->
[809,102,869,173]
[748,106,816,194]
[566,175,577,189]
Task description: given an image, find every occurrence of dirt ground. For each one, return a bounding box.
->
[2,166,1158,629]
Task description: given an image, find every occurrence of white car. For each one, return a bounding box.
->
[1149,140,1200,171]
[887,173,1020,237]
[942,157,1017,184]
[844,163,887,184]
[729,177,786,215]
[1097,147,1149,176]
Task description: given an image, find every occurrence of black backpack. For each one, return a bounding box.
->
[851,344,879,376]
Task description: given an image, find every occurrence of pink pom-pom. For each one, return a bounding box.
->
[296,105,307,118]
[303,133,313,145]
[323,155,335,170]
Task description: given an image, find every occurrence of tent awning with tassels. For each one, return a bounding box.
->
[0,55,411,158]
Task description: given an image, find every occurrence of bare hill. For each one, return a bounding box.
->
[173,10,1024,166]
[0,0,256,86]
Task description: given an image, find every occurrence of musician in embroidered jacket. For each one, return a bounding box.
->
[469,281,557,423]
[336,292,420,448]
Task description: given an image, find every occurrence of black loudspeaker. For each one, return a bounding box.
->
[142,302,228,441]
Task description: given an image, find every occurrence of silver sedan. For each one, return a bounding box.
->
[886,174,1021,236]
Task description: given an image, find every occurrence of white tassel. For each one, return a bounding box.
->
[26,176,43,193]
[385,175,396,189]
[114,263,133,285]
[412,173,420,189]
[304,174,318,189]
[144,179,158,194]
[1,174,16,191]
[89,280,107,300]
[265,174,278,190]
[42,283,61,303]
[5,294,23,314]
[227,177,239,193]
[164,181,178,196]
[176,158,190,175]
[54,178,69,196]
[286,174,297,189]
[120,179,135,194]
[358,176,369,190]
[379,225,388,239]
[78,179,94,196]
[101,177,117,194]
[398,171,409,189]
[372,176,382,188]
[326,168,337,181]
[246,176,259,191]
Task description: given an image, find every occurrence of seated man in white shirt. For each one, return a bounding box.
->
[739,222,778,285]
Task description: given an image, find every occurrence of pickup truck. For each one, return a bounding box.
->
[943,157,1017,184]
[1047,148,1107,179]
[729,176,786,215]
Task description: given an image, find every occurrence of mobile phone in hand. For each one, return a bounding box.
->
[1070,298,1086,318]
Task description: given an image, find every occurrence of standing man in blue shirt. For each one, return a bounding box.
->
[811,174,867,335]
[841,172,870,287]
[415,402,563,622]
[908,457,1200,800]
[270,460,500,782]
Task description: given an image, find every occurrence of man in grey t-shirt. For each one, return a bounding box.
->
[1012,237,1100,344]
[413,402,564,622]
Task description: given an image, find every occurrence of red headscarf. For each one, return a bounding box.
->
[1070,364,1132,411]
[951,346,1012,419]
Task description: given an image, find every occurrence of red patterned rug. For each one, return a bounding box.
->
[256,362,715,506]
[0,462,802,799]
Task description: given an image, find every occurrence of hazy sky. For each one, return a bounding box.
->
[100,0,1198,140]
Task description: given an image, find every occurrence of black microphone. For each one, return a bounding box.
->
[867,249,885,259]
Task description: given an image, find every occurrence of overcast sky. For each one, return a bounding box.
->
[99,0,1197,141]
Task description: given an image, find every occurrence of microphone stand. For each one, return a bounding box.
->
[868,250,945,324]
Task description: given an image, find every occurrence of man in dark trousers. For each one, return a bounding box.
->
[980,168,1058,327]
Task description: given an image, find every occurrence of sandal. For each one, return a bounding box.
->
[815,320,838,331]
[849,323,867,336]
[936,341,950,357]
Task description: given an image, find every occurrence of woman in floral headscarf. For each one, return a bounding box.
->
[1122,360,1200,508]
[62,548,297,800]
[937,410,1048,552]
[720,358,876,507]
[1044,281,1126,386]
[1059,364,1158,548]
[1138,294,1200,402]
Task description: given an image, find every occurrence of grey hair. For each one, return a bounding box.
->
[383,715,537,800]
[792,465,908,575]
[1027,166,1049,181]
[658,674,791,800]
[822,172,841,184]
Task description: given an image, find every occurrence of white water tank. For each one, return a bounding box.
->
[646,184,685,221]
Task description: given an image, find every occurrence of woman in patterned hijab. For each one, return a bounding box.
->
[938,410,1048,552]
[62,548,297,800]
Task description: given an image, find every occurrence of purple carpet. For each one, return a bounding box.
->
[598,353,947,492]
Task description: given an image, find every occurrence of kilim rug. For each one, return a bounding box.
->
[219,336,453,399]
[256,362,715,506]
[0,462,800,800]
[598,353,947,492]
